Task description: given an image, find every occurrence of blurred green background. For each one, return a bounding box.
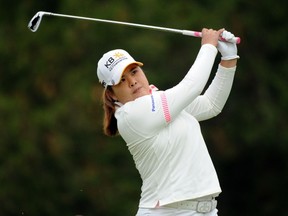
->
[1,0,287,215]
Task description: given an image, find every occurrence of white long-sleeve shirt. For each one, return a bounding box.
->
[115,44,236,208]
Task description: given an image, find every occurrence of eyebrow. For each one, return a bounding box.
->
[130,66,138,72]
[121,66,138,79]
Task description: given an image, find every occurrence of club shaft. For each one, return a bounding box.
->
[28,11,241,44]
[47,12,187,34]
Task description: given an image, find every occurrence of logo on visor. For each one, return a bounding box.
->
[114,52,124,58]
[104,52,127,71]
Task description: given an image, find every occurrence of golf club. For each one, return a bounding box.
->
[28,11,241,44]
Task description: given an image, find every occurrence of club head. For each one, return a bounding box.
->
[28,11,45,32]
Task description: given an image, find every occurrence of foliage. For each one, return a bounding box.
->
[0,0,287,215]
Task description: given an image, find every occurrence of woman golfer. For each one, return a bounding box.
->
[97,28,239,215]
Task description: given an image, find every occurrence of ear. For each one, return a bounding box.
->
[107,87,118,101]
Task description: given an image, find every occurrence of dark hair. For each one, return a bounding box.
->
[102,86,118,136]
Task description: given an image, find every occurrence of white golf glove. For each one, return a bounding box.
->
[217,30,240,60]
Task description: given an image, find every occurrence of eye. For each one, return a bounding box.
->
[131,68,138,75]
[120,77,126,83]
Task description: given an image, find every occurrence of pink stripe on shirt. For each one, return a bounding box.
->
[160,93,171,123]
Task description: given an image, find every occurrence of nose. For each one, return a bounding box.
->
[128,76,137,87]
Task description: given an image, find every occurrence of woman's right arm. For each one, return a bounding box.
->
[117,29,223,137]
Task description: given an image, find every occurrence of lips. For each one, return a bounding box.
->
[133,87,142,94]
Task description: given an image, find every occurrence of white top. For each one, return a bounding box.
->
[115,44,236,208]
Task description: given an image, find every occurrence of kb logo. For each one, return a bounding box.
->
[104,57,114,68]
[104,52,124,69]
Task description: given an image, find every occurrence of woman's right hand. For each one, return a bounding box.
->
[201,28,224,47]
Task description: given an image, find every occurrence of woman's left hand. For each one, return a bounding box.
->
[217,30,240,60]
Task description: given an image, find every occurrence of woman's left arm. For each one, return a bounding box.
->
[185,32,239,121]
[185,62,236,121]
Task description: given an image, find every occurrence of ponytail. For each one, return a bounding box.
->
[102,86,118,136]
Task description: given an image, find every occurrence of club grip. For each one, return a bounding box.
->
[182,30,241,44]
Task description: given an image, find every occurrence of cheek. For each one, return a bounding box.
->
[113,86,130,101]
[140,74,149,85]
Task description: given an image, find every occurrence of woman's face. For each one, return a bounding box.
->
[110,64,150,104]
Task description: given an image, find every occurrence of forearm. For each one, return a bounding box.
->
[185,64,236,121]
[180,44,218,95]
[202,64,236,115]
[164,44,218,118]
